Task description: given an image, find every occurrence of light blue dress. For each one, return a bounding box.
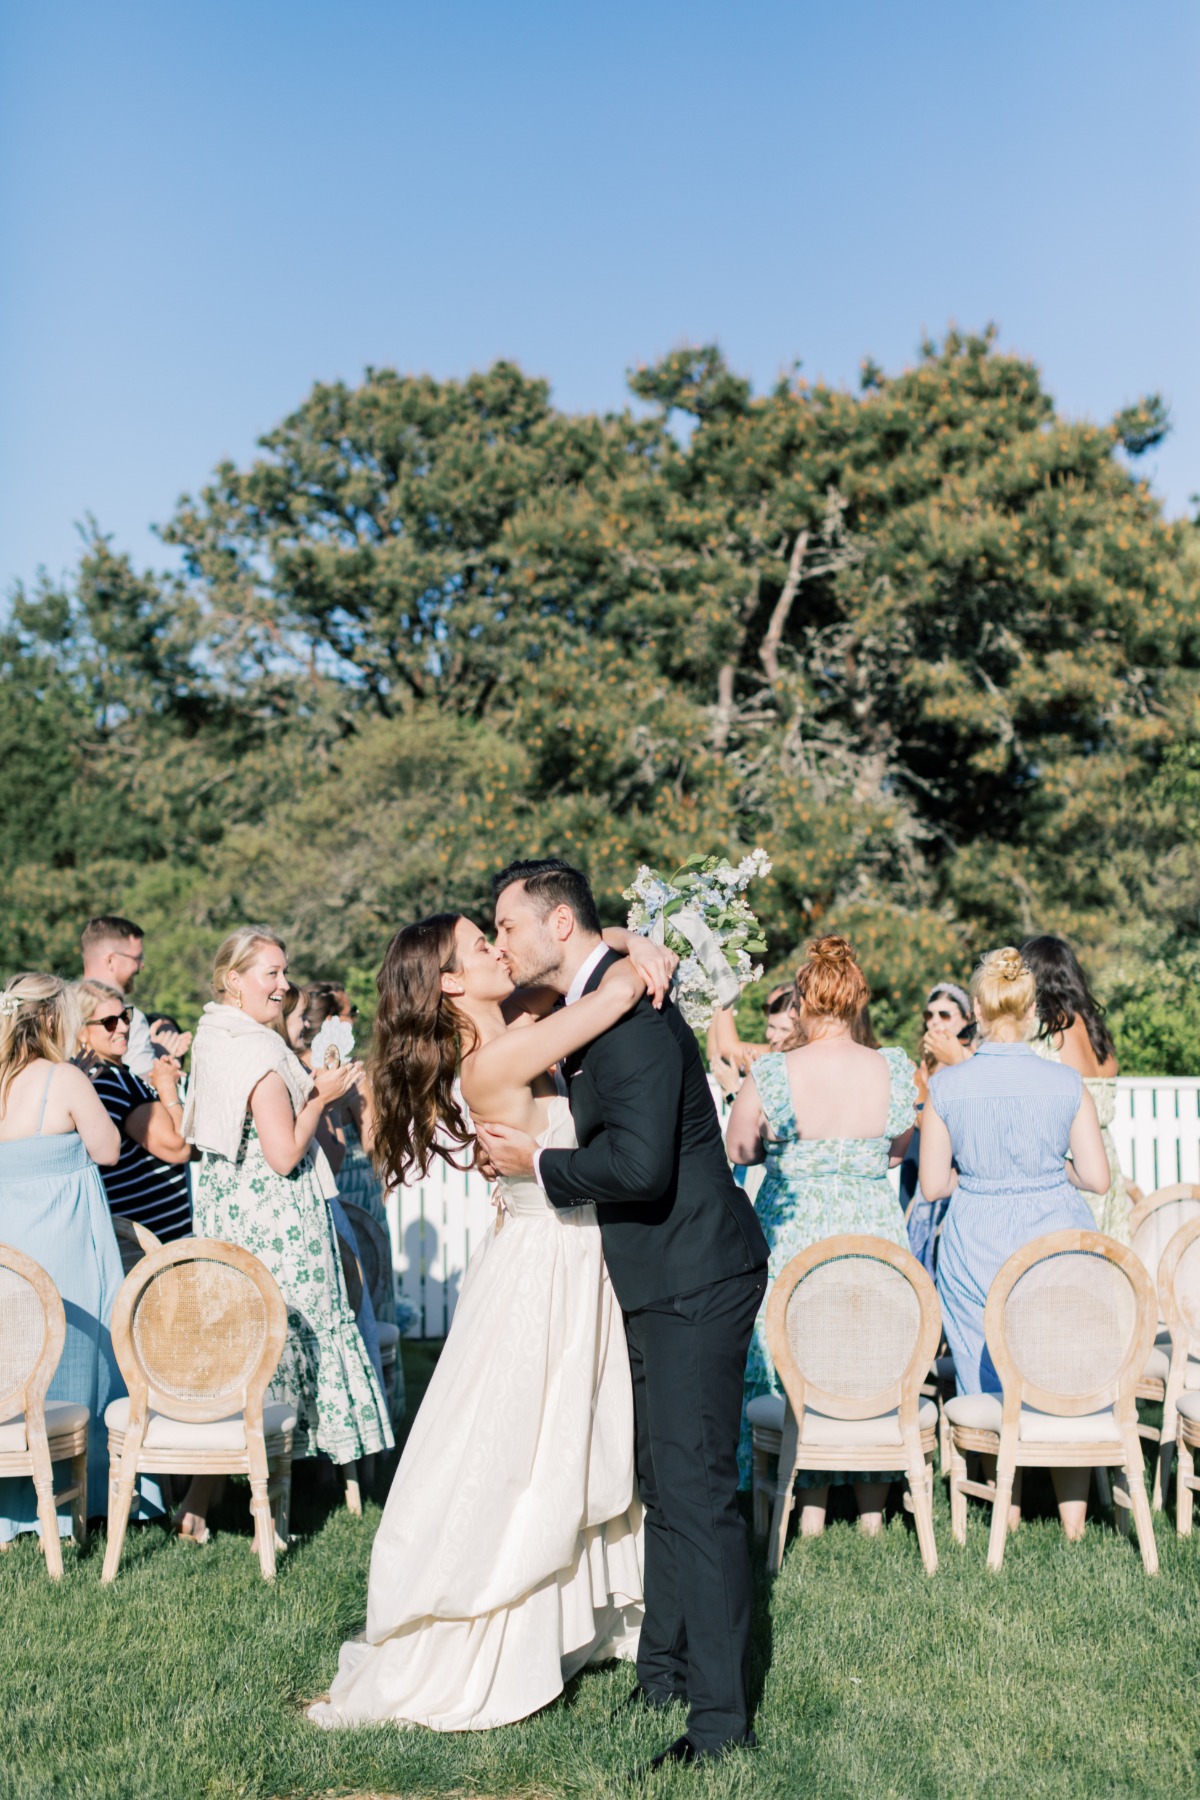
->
[932,1042,1093,1395]
[0,1069,157,1540]
[738,1046,917,1487]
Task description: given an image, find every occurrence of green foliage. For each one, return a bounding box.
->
[3,331,1198,1067]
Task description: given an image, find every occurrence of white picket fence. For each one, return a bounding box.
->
[381,1077,1200,1337]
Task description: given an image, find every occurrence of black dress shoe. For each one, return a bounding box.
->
[633,1730,756,1777]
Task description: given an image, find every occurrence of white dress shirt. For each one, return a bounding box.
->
[532,941,610,1189]
[123,1005,155,1078]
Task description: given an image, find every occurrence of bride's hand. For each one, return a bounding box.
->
[622,934,678,1010]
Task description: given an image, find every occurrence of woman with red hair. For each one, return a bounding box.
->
[725,936,917,1535]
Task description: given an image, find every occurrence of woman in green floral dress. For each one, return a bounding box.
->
[725,937,917,1536]
[175,929,393,1542]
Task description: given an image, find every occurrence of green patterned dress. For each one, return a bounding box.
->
[194,1117,394,1464]
[738,1046,917,1488]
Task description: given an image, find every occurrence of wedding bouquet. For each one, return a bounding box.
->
[624,850,772,1027]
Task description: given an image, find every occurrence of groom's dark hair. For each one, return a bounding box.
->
[492,857,603,936]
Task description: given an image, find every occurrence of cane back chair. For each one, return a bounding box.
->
[0,1245,88,1577]
[110,1217,164,1279]
[945,1230,1158,1573]
[764,1234,942,1576]
[102,1239,294,1582]
[1129,1190,1200,1504]
[1157,1217,1200,1534]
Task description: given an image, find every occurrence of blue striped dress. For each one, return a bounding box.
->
[932,1042,1093,1395]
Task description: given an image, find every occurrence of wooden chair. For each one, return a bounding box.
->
[340,1200,401,1412]
[1128,1184,1200,1243]
[111,1217,163,1278]
[1129,1191,1200,1502]
[764,1234,942,1576]
[1156,1216,1200,1526]
[944,1230,1159,1573]
[101,1239,294,1583]
[0,1245,89,1578]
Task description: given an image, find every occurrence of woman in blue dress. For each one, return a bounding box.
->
[725,937,917,1536]
[0,973,139,1548]
[920,945,1110,1538]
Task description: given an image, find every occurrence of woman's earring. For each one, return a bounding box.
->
[232,987,243,1010]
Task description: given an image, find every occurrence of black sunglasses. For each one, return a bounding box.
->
[91,1008,133,1032]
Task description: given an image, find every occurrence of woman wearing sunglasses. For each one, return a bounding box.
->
[74,980,194,1242]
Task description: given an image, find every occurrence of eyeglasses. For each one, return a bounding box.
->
[91,1009,133,1032]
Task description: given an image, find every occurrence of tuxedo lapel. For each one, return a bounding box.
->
[561,948,619,1090]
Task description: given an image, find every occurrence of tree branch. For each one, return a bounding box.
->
[759,530,808,686]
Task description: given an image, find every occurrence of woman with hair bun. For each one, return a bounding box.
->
[920,947,1110,1538]
[725,935,918,1534]
[1021,935,1129,1243]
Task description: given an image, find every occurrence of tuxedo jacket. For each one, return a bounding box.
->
[538,950,769,1312]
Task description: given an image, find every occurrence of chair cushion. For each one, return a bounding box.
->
[945,1391,1118,1444]
[1176,1391,1200,1424]
[374,1322,400,1348]
[1142,1347,1169,1383]
[0,1402,91,1454]
[104,1397,297,1451]
[746,1391,936,1446]
[746,1393,786,1432]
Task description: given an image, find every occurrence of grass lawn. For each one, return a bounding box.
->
[3,1343,1200,1800]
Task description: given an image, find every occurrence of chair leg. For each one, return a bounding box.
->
[249,1475,276,1581]
[342,1461,362,1516]
[986,1459,1015,1571]
[29,1438,63,1580]
[751,1440,770,1538]
[70,1447,88,1552]
[1155,1414,1176,1513]
[948,1435,969,1546]
[938,1398,951,1481]
[100,1454,141,1584]
[1177,1436,1195,1537]
[767,1409,801,1576]
[1120,1431,1159,1576]
[909,1457,938,1576]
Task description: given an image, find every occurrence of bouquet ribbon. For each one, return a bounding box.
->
[651,908,743,1010]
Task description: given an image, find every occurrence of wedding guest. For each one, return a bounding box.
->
[725,936,917,1533]
[0,974,139,1546]
[1021,935,1129,1243]
[764,984,796,1050]
[80,916,155,1078]
[173,928,392,1543]
[921,946,1109,1538]
[73,980,193,1242]
[900,977,976,1263]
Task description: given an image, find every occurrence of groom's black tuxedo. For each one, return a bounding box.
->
[538,949,768,1753]
[540,952,767,1309]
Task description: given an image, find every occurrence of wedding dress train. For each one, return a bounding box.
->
[308,1096,643,1731]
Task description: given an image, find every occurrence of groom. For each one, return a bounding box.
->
[476,858,769,1768]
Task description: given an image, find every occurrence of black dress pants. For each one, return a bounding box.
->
[624,1264,768,1750]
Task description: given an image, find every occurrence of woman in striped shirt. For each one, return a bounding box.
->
[73,980,194,1241]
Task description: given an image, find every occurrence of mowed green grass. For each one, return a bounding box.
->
[3,1345,1199,1800]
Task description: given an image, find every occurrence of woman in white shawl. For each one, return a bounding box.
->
[173,927,393,1542]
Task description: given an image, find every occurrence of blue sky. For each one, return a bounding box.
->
[2,0,1197,595]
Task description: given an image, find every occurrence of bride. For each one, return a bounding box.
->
[309,911,667,1732]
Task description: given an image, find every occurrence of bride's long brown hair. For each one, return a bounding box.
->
[370,914,477,1184]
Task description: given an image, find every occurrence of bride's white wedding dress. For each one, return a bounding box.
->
[308,1096,643,1731]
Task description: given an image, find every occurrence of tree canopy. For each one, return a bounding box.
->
[5,328,1198,1064]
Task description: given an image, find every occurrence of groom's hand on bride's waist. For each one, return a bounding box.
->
[474,1122,538,1178]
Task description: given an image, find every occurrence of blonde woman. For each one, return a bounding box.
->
[920,947,1109,1537]
[0,974,126,1546]
[174,928,393,1543]
[74,980,193,1241]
